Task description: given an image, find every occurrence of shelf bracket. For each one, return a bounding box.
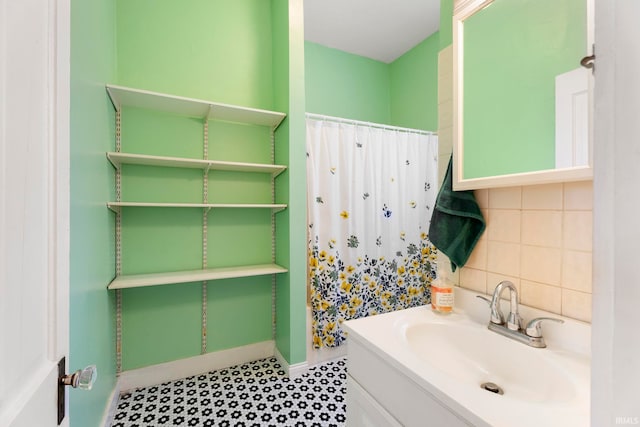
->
[106,153,121,170]
[107,204,121,215]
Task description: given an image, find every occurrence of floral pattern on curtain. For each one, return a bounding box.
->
[306,118,439,348]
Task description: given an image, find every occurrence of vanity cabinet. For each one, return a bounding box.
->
[105,84,288,290]
[346,337,473,427]
[344,291,590,427]
[346,376,402,427]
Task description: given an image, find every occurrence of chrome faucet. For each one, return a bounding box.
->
[477,281,563,348]
[488,280,522,331]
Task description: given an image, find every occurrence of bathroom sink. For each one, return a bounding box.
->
[404,322,576,403]
[343,287,591,427]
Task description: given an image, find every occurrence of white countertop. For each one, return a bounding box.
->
[343,287,591,427]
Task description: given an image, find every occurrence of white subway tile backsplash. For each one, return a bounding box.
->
[465,238,487,270]
[439,99,453,129]
[488,187,522,209]
[487,241,521,277]
[563,211,593,251]
[439,76,453,104]
[487,209,521,243]
[521,211,562,247]
[521,280,562,314]
[562,289,592,322]
[437,126,453,158]
[459,267,487,293]
[438,154,451,184]
[564,181,593,210]
[561,250,592,293]
[522,184,563,210]
[474,189,489,210]
[480,209,489,234]
[520,245,562,286]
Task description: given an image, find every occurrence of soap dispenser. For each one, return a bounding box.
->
[431,259,454,314]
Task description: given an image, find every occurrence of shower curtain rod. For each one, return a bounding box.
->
[305,113,437,136]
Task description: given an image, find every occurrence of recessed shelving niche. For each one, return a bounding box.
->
[106,85,288,295]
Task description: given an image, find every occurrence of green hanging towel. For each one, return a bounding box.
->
[428,156,486,271]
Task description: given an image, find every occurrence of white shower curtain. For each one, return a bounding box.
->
[306,117,439,348]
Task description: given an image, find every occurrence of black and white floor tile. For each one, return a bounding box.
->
[111,357,347,427]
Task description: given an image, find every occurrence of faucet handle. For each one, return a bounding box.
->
[525,317,564,338]
[476,295,491,305]
[476,295,504,325]
[506,311,523,332]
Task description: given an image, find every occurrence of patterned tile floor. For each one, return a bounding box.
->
[111,357,347,427]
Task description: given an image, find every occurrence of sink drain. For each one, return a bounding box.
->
[480,382,504,395]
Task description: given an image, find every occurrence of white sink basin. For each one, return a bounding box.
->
[343,287,591,427]
[404,322,576,403]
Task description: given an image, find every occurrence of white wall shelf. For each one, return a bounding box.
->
[108,82,287,367]
[107,202,287,214]
[107,263,288,290]
[106,84,286,128]
[107,152,286,176]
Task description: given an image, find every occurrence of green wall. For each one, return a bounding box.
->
[69,0,117,425]
[70,0,438,384]
[304,42,391,124]
[115,0,306,370]
[390,32,440,131]
[273,0,307,365]
[462,0,586,178]
[116,0,273,109]
[440,0,454,49]
[305,37,440,131]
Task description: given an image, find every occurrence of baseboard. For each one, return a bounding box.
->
[274,346,309,378]
[101,382,121,427]
[117,340,275,392]
[307,341,349,366]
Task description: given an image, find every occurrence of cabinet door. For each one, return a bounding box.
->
[347,342,476,426]
[346,376,402,427]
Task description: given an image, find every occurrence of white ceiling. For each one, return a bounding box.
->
[304,0,441,64]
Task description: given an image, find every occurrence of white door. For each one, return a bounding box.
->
[0,0,70,426]
[591,0,640,424]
